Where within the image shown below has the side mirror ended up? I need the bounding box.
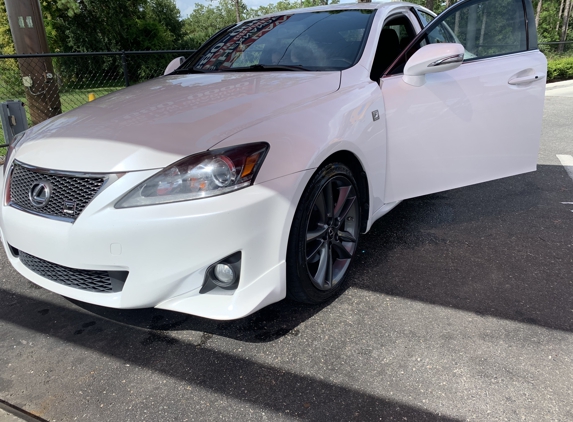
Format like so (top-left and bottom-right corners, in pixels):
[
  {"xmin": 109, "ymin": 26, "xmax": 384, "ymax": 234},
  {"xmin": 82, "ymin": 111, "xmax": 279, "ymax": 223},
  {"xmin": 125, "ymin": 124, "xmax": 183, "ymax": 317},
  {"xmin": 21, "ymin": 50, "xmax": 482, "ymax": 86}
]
[
  {"xmin": 402, "ymin": 43, "xmax": 465, "ymax": 87},
  {"xmin": 164, "ymin": 56, "xmax": 185, "ymax": 75}
]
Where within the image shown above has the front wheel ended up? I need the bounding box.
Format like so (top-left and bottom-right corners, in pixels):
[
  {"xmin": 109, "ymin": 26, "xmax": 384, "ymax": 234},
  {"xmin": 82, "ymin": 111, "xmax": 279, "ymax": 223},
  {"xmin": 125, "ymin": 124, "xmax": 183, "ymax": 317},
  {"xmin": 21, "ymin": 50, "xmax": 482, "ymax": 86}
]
[{"xmin": 287, "ymin": 163, "xmax": 361, "ymax": 304}]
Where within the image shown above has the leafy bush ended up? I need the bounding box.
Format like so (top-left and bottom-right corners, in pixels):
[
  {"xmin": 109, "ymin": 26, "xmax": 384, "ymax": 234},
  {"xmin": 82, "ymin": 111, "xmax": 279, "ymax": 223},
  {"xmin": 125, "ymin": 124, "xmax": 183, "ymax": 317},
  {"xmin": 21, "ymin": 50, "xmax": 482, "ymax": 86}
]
[{"xmin": 547, "ymin": 56, "xmax": 573, "ymax": 82}]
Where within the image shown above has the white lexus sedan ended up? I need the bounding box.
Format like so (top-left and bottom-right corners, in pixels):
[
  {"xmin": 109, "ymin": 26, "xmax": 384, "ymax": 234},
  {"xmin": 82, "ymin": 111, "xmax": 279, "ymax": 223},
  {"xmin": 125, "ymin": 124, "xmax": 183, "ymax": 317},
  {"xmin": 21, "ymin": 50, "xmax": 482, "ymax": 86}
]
[{"xmin": 0, "ymin": 0, "xmax": 545, "ymax": 320}]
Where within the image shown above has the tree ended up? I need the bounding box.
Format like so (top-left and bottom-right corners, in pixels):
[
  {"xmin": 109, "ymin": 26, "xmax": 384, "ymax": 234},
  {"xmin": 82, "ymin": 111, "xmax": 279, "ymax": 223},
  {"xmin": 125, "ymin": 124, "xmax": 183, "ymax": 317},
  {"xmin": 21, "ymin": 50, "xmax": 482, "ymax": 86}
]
[
  {"xmin": 0, "ymin": 1, "xmax": 15, "ymax": 55},
  {"xmin": 0, "ymin": 1, "xmax": 21, "ymax": 101},
  {"xmin": 536, "ymin": 0, "xmax": 543, "ymax": 28},
  {"xmin": 181, "ymin": 0, "xmax": 241, "ymax": 49},
  {"xmin": 38, "ymin": 0, "xmax": 186, "ymax": 82},
  {"xmin": 42, "ymin": 0, "xmax": 173, "ymax": 52},
  {"xmin": 557, "ymin": 0, "xmax": 565, "ymax": 32},
  {"xmin": 559, "ymin": 0, "xmax": 572, "ymax": 51},
  {"xmin": 146, "ymin": 0, "xmax": 184, "ymax": 46}
]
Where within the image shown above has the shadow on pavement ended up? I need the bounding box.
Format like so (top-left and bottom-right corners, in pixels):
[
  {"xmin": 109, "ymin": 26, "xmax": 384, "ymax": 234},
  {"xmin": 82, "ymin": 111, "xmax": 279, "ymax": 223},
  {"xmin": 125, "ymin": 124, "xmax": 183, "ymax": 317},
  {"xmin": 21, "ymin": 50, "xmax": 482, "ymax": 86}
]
[
  {"xmin": 349, "ymin": 164, "xmax": 573, "ymax": 333},
  {"xmin": 67, "ymin": 295, "xmax": 332, "ymax": 343},
  {"xmin": 0, "ymin": 288, "xmax": 459, "ymax": 422}
]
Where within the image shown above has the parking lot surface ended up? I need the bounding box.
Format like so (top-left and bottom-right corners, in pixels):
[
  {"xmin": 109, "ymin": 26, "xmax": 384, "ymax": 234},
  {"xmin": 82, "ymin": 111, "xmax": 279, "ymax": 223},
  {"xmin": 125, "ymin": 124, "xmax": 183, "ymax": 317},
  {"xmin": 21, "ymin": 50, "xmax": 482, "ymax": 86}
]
[{"xmin": 0, "ymin": 90, "xmax": 572, "ymax": 421}]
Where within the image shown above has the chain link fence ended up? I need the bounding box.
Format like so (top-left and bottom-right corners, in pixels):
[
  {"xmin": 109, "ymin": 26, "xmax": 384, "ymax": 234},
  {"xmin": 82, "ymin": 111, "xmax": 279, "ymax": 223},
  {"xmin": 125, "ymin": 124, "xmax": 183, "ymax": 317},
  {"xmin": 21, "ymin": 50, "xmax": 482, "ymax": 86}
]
[
  {"xmin": 0, "ymin": 50, "xmax": 196, "ymax": 148},
  {"xmin": 539, "ymin": 40, "xmax": 573, "ymax": 57}
]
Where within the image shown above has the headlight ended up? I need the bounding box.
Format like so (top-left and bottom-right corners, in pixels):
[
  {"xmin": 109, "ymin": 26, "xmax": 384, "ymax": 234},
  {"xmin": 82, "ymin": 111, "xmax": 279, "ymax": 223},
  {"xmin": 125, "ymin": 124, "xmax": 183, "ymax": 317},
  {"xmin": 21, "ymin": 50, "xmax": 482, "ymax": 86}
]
[
  {"xmin": 3, "ymin": 132, "xmax": 26, "ymax": 175},
  {"xmin": 115, "ymin": 143, "xmax": 269, "ymax": 208}
]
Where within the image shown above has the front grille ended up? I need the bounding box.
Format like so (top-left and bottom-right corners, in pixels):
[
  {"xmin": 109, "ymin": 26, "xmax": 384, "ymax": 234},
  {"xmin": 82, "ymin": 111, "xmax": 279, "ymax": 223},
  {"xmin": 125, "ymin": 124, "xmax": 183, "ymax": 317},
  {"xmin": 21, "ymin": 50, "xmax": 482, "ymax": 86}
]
[
  {"xmin": 9, "ymin": 162, "xmax": 106, "ymax": 221},
  {"xmin": 19, "ymin": 250, "xmax": 127, "ymax": 293}
]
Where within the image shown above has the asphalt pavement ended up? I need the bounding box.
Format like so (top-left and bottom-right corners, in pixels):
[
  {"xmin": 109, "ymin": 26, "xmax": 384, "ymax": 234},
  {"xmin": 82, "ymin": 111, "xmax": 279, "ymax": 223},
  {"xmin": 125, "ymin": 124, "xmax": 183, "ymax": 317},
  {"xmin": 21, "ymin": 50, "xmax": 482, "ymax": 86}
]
[{"xmin": 0, "ymin": 84, "xmax": 572, "ymax": 421}]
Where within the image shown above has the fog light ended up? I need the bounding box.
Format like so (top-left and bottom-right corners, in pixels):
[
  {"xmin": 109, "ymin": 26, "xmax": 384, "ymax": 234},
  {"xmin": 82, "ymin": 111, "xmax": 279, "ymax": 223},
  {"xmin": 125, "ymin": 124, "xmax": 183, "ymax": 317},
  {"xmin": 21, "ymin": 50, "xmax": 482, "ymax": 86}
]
[
  {"xmin": 213, "ymin": 263, "xmax": 236, "ymax": 287},
  {"xmin": 201, "ymin": 251, "xmax": 241, "ymax": 294}
]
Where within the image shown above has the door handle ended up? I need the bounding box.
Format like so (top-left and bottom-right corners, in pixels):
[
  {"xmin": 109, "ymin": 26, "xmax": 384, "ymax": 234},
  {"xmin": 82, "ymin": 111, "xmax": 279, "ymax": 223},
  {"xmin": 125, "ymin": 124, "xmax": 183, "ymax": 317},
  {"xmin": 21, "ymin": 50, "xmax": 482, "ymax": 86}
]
[{"xmin": 508, "ymin": 74, "xmax": 545, "ymax": 85}]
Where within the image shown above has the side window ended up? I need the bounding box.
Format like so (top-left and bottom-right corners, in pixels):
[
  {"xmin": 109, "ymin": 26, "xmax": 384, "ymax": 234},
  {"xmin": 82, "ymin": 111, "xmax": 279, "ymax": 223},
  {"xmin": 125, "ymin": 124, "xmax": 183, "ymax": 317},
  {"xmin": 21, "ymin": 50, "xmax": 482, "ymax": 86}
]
[
  {"xmin": 424, "ymin": 22, "xmax": 457, "ymax": 45},
  {"xmin": 416, "ymin": 10, "xmax": 435, "ymax": 27},
  {"xmin": 388, "ymin": 0, "xmax": 527, "ymax": 75},
  {"xmin": 371, "ymin": 14, "xmax": 416, "ymax": 81}
]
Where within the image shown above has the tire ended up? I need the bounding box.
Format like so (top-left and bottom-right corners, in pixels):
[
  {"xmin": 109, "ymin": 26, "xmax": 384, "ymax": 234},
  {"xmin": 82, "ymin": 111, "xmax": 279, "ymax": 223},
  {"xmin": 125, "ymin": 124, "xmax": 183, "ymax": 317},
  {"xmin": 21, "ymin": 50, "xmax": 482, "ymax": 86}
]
[{"xmin": 287, "ymin": 162, "xmax": 361, "ymax": 304}]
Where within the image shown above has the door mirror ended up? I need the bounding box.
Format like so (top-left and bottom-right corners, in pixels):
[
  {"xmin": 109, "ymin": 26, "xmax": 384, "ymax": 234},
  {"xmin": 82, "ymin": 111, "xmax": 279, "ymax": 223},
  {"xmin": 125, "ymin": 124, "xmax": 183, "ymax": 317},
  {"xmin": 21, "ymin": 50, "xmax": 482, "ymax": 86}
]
[
  {"xmin": 402, "ymin": 43, "xmax": 464, "ymax": 87},
  {"xmin": 164, "ymin": 56, "xmax": 185, "ymax": 75}
]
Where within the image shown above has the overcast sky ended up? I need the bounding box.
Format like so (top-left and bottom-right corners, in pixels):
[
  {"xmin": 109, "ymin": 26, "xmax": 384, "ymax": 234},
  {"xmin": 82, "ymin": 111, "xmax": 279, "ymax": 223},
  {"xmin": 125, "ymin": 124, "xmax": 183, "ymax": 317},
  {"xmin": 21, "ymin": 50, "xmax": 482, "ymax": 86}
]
[{"xmin": 175, "ymin": 0, "xmax": 357, "ymax": 18}]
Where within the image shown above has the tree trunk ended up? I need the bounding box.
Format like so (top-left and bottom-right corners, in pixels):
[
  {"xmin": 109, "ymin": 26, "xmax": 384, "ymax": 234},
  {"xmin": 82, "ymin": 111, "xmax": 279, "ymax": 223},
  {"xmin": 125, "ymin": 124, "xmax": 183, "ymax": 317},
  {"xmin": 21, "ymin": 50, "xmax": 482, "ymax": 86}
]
[
  {"xmin": 557, "ymin": 0, "xmax": 565, "ymax": 33},
  {"xmin": 479, "ymin": 7, "xmax": 487, "ymax": 54},
  {"xmin": 535, "ymin": 0, "xmax": 542, "ymax": 28},
  {"xmin": 559, "ymin": 0, "xmax": 572, "ymax": 53},
  {"xmin": 425, "ymin": 0, "xmax": 434, "ymax": 11},
  {"xmin": 234, "ymin": 0, "xmax": 241, "ymax": 23},
  {"xmin": 445, "ymin": 0, "xmax": 453, "ymax": 8}
]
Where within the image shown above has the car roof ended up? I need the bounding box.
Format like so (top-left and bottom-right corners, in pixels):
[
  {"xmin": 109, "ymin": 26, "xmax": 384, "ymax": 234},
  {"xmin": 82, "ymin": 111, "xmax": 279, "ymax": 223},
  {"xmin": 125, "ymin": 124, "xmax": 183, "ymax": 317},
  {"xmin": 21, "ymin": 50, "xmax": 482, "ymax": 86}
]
[{"xmin": 242, "ymin": 1, "xmax": 419, "ymax": 21}]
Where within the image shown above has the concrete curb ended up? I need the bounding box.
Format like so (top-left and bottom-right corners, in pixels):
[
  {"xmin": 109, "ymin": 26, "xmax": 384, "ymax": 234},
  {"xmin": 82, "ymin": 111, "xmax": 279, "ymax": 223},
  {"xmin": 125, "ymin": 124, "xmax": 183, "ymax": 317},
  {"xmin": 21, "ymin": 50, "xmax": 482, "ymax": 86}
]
[
  {"xmin": 546, "ymin": 79, "xmax": 573, "ymax": 89},
  {"xmin": 545, "ymin": 79, "xmax": 573, "ymax": 97}
]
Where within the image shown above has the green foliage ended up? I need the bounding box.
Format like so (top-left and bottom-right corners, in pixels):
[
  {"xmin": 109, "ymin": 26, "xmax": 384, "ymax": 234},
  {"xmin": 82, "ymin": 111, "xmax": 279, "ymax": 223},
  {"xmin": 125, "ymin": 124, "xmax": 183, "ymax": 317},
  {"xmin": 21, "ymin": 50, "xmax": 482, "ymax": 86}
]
[
  {"xmin": 181, "ymin": 0, "xmax": 242, "ymax": 50},
  {"xmin": 0, "ymin": 3, "xmax": 21, "ymax": 101},
  {"xmin": 35, "ymin": 0, "xmax": 184, "ymax": 83},
  {"xmin": 0, "ymin": 1, "xmax": 15, "ymax": 55},
  {"xmin": 547, "ymin": 56, "xmax": 573, "ymax": 81},
  {"xmin": 147, "ymin": 0, "xmax": 184, "ymax": 44},
  {"xmin": 40, "ymin": 0, "xmax": 179, "ymax": 53}
]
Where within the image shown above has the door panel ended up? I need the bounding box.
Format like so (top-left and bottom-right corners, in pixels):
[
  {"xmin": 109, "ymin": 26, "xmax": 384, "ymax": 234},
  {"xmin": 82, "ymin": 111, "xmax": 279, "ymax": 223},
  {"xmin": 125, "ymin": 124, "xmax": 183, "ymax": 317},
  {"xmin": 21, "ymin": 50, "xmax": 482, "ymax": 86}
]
[
  {"xmin": 381, "ymin": 0, "xmax": 545, "ymax": 203},
  {"xmin": 382, "ymin": 51, "xmax": 546, "ymax": 203}
]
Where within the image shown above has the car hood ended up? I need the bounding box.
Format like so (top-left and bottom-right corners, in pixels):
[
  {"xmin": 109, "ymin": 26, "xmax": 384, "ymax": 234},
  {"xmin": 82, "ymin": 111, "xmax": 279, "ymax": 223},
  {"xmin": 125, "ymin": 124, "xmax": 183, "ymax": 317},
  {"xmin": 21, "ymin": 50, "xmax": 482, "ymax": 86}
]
[{"xmin": 15, "ymin": 71, "xmax": 341, "ymax": 172}]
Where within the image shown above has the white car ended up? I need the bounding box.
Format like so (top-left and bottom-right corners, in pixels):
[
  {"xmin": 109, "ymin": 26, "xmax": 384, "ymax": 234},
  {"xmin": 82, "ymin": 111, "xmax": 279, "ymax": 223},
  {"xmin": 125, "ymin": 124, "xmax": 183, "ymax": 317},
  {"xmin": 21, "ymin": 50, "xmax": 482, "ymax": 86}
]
[{"xmin": 0, "ymin": 0, "xmax": 545, "ymax": 320}]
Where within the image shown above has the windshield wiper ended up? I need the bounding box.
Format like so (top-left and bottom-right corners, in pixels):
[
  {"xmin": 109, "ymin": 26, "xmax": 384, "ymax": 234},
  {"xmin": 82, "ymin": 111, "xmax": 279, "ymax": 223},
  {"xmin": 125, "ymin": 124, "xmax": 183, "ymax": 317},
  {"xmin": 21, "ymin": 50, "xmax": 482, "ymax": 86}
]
[{"xmin": 224, "ymin": 64, "xmax": 310, "ymax": 72}]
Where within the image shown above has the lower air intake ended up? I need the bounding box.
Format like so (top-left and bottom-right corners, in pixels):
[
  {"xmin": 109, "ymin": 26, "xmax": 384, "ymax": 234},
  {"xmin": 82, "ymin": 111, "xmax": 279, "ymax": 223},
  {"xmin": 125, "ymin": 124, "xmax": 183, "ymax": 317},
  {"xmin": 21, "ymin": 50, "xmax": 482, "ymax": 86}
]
[{"xmin": 19, "ymin": 250, "xmax": 127, "ymax": 293}]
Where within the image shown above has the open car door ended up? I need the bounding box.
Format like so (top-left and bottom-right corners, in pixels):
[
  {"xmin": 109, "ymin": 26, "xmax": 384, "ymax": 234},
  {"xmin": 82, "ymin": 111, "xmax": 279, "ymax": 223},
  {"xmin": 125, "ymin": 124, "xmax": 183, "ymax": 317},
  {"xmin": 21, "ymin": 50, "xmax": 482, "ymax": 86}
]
[{"xmin": 381, "ymin": 0, "xmax": 546, "ymax": 203}]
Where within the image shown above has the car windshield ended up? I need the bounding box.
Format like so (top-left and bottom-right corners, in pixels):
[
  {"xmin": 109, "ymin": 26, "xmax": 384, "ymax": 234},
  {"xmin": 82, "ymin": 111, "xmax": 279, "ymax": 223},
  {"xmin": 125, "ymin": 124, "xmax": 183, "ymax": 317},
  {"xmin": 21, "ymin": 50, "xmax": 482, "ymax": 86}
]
[{"xmin": 181, "ymin": 10, "xmax": 375, "ymax": 72}]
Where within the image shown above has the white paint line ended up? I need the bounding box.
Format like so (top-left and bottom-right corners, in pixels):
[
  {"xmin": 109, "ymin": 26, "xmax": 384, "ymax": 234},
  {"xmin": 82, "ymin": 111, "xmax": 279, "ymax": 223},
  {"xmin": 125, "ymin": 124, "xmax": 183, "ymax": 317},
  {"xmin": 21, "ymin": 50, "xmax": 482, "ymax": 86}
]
[
  {"xmin": 562, "ymin": 202, "xmax": 573, "ymax": 205},
  {"xmin": 556, "ymin": 155, "xmax": 573, "ymax": 182}
]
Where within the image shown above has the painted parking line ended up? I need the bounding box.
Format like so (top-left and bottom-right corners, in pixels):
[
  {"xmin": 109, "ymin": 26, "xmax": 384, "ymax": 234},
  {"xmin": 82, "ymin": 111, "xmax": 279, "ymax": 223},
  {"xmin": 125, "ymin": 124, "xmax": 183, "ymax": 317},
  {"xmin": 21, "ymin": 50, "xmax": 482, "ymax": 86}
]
[
  {"xmin": 557, "ymin": 154, "xmax": 573, "ymax": 181},
  {"xmin": 557, "ymin": 155, "xmax": 573, "ymax": 212}
]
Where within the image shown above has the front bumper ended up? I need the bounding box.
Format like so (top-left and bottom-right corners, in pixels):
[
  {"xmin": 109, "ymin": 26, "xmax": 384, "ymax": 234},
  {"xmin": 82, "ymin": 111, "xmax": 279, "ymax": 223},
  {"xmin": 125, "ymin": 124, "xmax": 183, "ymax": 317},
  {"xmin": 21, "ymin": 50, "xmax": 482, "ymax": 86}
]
[{"xmin": 0, "ymin": 168, "xmax": 309, "ymax": 320}]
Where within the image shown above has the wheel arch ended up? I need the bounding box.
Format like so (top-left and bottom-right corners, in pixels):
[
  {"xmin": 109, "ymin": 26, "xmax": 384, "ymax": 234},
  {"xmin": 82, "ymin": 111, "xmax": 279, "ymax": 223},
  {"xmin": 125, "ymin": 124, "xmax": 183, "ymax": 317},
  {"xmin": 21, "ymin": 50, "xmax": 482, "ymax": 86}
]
[{"xmin": 320, "ymin": 150, "xmax": 370, "ymax": 234}]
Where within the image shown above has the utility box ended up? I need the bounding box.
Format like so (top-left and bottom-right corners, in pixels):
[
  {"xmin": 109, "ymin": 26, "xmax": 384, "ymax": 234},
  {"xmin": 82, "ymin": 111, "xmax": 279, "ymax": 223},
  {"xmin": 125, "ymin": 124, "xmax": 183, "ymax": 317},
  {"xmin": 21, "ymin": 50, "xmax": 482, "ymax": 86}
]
[{"xmin": 1, "ymin": 100, "xmax": 28, "ymax": 145}]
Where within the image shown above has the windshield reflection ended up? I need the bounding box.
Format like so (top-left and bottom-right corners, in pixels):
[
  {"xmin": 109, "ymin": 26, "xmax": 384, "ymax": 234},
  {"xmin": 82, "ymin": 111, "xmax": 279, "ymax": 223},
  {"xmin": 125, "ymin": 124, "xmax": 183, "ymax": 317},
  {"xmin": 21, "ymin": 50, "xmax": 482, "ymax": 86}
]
[{"xmin": 185, "ymin": 10, "xmax": 375, "ymax": 72}]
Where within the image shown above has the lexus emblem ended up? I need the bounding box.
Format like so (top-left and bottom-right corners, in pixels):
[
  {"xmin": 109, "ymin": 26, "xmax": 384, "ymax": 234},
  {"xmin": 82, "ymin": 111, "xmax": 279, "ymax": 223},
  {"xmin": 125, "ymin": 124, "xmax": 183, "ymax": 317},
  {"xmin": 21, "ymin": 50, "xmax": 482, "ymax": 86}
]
[{"xmin": 29, "ymin": 181, "xmax": 52, "ymax": 208}]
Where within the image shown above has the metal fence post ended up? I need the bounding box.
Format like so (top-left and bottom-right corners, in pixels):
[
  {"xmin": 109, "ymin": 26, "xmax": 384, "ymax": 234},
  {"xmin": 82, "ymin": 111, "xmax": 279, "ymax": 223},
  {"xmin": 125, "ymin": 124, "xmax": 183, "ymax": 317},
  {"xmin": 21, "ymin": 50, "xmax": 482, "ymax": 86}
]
[
  {"xmin": 0, "ymin": 100, "xmax": 28, "ymax": 146},
  {"xmin": 122, "ymin": 51, "xmax": 130, "ymax": 87}
]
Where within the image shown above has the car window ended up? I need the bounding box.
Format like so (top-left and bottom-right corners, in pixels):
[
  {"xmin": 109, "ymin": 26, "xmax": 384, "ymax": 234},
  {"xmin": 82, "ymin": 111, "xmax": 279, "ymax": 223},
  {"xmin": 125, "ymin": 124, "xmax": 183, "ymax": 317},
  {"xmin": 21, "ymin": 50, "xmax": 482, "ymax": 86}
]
[
  {"xmin": 435, "ymin": 0, "xmax": 527, "ymax": 58},
  {"xmin": 371, "ymin": 14, "xmax": 416, "ymax": 80},
  {"xmin": 416, "ymin": 10, "xmax": 435, "ymax": 27},
  {"xmin": 183, "ymin": 10, "xmax": 375, "ymax": 72},
  {"xmin": 387, "ymin": 0, "xmax": 527, "ymax": 76}
]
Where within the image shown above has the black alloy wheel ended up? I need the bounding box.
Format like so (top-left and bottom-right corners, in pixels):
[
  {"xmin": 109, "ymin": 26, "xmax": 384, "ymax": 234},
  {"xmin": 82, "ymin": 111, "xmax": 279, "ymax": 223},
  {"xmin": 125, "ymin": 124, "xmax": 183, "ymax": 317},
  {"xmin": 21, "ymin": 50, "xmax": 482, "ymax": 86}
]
[{"xmin": 287, "ymin": 163, "xmax": 361, "ymax": 304}]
